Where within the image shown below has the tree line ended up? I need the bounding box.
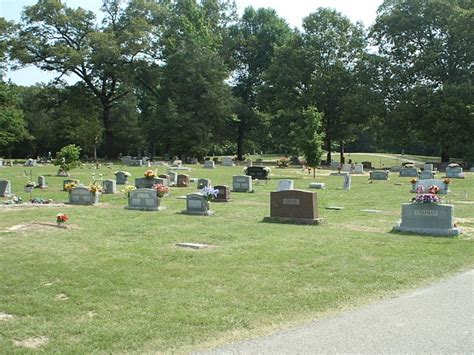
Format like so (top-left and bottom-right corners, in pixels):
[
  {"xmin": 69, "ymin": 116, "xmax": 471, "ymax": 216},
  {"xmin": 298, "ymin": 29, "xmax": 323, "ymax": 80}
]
[{"xmin": 0, "ymin": 0, "xmax": 472, "ymax": 163}]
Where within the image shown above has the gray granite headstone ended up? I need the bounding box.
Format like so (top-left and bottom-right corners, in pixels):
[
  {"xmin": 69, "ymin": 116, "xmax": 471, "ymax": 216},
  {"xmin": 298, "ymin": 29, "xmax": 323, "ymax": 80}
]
[
  {"xmin": 125, "ymin": 188, "xmax": 160, "ymax": 211},
  {"xmin": 135, "ymin": 177, "xmax": 161, "ymax": 189},
  {"xmin": 419, "ymin": 171, "xmax": 435, "ymax": 180},
  {"xmin": 69, "ymin": 186, "xmax": 99, "ymax": 205},
  {"xmin": 424, "ymin": 164, "xmax": 434, "ymax": 172},
  {"xmin": 309, "ymin": 182, "xmax": 325, "ymax": 189},
  {"xmin": 183, "ymin": 193, "xmax": 214, "ymax": 215},
  {"xmin": 232, "ymin": 175, "xmax": 252, "ymax": 192},
  {"xmin": 37, "ymin": 176, "xmax": 47, "ymax": 188},
  {"xmin": 353, "ymin": 164, "xmax": 364, "ymax": 174},
  {"xmin": 399, "ymin": 167, "xmax": 419, "ymax": 177},
  {"xmin": 0, "ymin": 180, "xmax": 11, "ymax": 196},
  {"xmin": 203, "ymin": 160, "xmax": 216, "ymax": 169},
  {"xmin": 343, "ymin": 173, "xmax": 351, "ymax": 190},
  {"xmin": 115, "ymin": 171, "xmax": 129, "ymax": 185},
  {"xmin": 103, "ymin": 179, "xmax": 116, "ymax": 194},
  {"xmin": 222, "ymin": 157, "xmax": 235, "ymax": 166},
  {"xmin": 369, "ymin": 171, "xmax": 389, "ymax": 180},
  {"xmin": 246, "ymin": 159, "xmax": 253, "ymax": 167},
  {"xmin": 197, "ymin": 178, "xmax": 211, "ymax": 189},
  {"xmin": 393, "ymin": 203, "xmax": 461, "ymax": 236},
  {"xmin": 168, "ymin": 172, "xmax": 178, "ymax": 186},
  {"xmin": 277, "ymin": 180, "xmax": 294, "ymax": 191},
  {"xmin": 446, "ymin": 166, "xmax": 464, "ymax": 179}
]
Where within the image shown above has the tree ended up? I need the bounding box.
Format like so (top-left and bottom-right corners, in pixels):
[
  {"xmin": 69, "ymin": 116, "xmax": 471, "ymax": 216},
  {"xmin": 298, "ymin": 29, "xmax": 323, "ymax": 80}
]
[
  {"xmin": 54, "ymin": 144, "xmax": 81, "ymax": 174},
  {"xmin": 298, "ymin": 107, "xmax": 324, "ymax": 179},
  {"xmin": 229, "ymin": 7, "xmax": 291, "ymax": 160},
  {"xmin": 10, "ymin": 0, "xmax": 162, "ymax": 157},
  {"xmin": 0, "ymin": 81, "xmax": 29, "ymax": 157},
  {"xmin": 371, "ymin": 0, "xmax": 473, "ymax": 161},
  {"xmin": 149, "ymin": 0, "xmax": 236, "ymax": 159}
]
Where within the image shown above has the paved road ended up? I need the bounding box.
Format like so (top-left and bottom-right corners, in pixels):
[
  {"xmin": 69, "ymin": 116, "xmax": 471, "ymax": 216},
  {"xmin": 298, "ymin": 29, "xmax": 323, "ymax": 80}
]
[{"xmin": 201, "ymin": 270, "xmax": 474, "ymax": 354}]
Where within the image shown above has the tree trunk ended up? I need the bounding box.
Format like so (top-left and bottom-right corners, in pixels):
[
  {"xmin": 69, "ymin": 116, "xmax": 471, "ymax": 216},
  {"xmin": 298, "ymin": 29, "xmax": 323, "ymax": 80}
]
[
  {"xmin": 441, "ymin": 148, "xmax": 450, "ymax": 163},
  {"xmin": 102, "ymin": 105, "xmax": 114, "ymax": 159},
  {"xmin": 237, "ymin": 121, "xmax": 244, "ymax": 161},
  {"xmin": 340, "ymin": 140, "xmax": 345, "ymax": 164},
  {"xmin": 326, "ymin": 138, "xmax": 332, "ymax": 164}
]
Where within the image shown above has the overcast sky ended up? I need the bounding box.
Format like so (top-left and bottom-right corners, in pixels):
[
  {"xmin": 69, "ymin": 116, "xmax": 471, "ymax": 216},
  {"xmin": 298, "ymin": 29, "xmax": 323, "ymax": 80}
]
[{"xmin": 2, "ymin": 0, "xmax": 383, "ymax": 86}]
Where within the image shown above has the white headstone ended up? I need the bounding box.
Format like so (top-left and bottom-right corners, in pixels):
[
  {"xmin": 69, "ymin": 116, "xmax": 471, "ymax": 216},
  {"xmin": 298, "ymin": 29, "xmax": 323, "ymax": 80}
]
[{"xmin": 277, "ymin": 180, "xmax": 294, "ymax": 191}]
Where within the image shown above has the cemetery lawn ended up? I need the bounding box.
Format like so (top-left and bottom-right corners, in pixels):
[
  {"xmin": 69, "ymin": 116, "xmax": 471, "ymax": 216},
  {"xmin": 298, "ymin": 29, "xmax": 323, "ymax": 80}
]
[{"xmin": 1, "ymin": 163, "xmax": 473, "ymax": 353}]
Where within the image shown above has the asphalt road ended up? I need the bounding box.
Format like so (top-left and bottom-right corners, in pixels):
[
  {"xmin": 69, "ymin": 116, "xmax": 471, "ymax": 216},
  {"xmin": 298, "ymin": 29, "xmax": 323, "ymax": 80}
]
[{"xmin": 200, "ymin": 269, "xmax": 474, "ymax": 354}]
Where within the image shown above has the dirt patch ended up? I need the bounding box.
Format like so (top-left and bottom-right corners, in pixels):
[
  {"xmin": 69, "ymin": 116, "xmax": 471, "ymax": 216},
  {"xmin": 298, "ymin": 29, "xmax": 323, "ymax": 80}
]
[
  {"xmin": 4, "ymin": 222, "xmax": 77, "ymax": 233},
  {"xmin": 0, "ymin": 312, "xmax": 14, "ymax": 321},
  {"xmin": 55, "ymin": 293, "xmax": 69, "ymax": 301},
  {"xmin": 0, "ymin": 203, "xmax": 66, "ymax": 211},
  {"xmin": 13, "ymin": 336, "xmax": 49, "ymax": 349}
]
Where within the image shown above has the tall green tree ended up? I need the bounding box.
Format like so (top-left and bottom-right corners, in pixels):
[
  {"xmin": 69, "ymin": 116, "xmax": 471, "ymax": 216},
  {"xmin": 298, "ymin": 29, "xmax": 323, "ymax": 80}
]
[
  {"xmin": 229, "ymin": 7, "xmax": 291, "ymax": 160},
  {"xmin": 0, "ymin": 81, "xmax": 29, "ymax": 157},
  {"xmin": 150, "ymin": 0, "xmax": 236, "ymax": 158},
  {"xmin": 10, "ymin": 0, "xmax": 162, "ymax": 157},
  {"xmin": 371, "ymin": 0, "xmax": 473, "ymax": 161}
]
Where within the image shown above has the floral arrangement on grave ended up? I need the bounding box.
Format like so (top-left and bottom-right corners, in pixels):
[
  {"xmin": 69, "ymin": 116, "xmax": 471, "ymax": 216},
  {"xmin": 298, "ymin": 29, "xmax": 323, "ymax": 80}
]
[
  {"xmin": 201, "ymin": 186, "xmax": 219, "ymax": 202},
  {"xmin": 410, "ymin": 178, "xmax": 418, "ymax": 189},
  {"xmin": 276, "ymin": 157, "xmax": 289, "ymax": 168},
  {"xmin": 121, "ymin": 185, "xmax": 136, "ymax": 197},
  {"xmin": 448, "ymin": 163, "xmax": 459, "ymax": 168},
  {"xmin": 56, "ymin": 213, "xmax": 68, "ymax": 226},
  {"xmin": 53, "ymin": 144, "xmax": 81, "ymax": 176},
  {"xmin": 411, "ymin": 185, "xmax": 442, "ymax": 204},
  {"xmin": 115, "ymin": 171, "xmax": 131, "ymax": 177},
  {"xmin": 88, "ymin": 182, "xmax": 103, "ymax": 195},
  {"xmin": 443, "ymin": 178, "xmax": 451, "ymax": 185},
  {"xmin": 144, "ymin": 169, "xmax": 157, "ymax": 179},
  {"xmin": 25, "ymin": 181, "xmax": 36, "ymax": 188},
  {"xmin": 152, "ymin": 183, "xmax": 169, "ymax": 198},
  {"xmin": 64, "ymin": 182, "xmax": 77, "ymax": 192}
]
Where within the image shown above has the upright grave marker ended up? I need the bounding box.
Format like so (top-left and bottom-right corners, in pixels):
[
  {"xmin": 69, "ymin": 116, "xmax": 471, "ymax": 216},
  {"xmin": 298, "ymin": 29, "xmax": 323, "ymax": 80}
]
[
  {"xmin": 263, "ymin": 190, "xmax": 324, "ymax": 225},
  {"xmin": 69, "ymin": 186, "xmax": 99, "ymax": 205},
  {"xmin": 0, "ymin": 180, "xmax": 11, "ymax": 197},
  {"xmin": 214, "ymin": 185, "xmax": 230, "ymax": 202},
  {"xmin": 125, "ymin": 188, "xmax": 161, "ymax": 211},
  {"xmin": 232, "ymin": 175, "xmax": 253, "ymax": 192},
  {"xmin": 182, "ymin": 193, "xmax": 214, "ymax": 215}
]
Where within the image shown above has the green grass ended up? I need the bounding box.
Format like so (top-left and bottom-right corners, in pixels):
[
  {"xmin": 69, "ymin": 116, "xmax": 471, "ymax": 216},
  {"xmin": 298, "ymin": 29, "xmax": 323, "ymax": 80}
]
[{"xmin": 0, "ymin": 162, "xmax": 473, "ymax": 353}]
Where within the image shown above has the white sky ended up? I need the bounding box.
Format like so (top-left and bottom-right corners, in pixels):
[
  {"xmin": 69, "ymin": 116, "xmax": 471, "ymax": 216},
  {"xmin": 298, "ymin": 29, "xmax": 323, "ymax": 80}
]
[{"xmin": 1, "ymin": 0, "xmax": 383, "ymax": 86}]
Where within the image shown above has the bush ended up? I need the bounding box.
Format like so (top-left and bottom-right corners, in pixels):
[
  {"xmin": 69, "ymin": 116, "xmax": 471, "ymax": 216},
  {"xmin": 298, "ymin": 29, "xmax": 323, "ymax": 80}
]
[{"xmin": 54, "ymin": 144, "xmax": 82, "ymax": 173}]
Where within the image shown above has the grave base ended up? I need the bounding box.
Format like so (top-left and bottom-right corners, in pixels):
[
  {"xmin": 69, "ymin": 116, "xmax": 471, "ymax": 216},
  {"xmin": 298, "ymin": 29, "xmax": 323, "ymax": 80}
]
[
  {"xmin": 181, "ymin": 210, "xmax": 215, "ymax": 216},
  {"xmin": 392, "ymin": 223, "xmax": 461, "ymax": 237},
  {"xmin": 262, "ymin": 216, "xmax": 324, "ymax": 225},
  {"xmin": 231, "ymin": 190, "xmax": 254, "ymax": 193},
  {"xmin": 124, "ymin": 206, "xmax": 165, "ymax": 211},
  {"xmin": 212, "ymin": 199, "xmax": 231, "ymax": 203}
]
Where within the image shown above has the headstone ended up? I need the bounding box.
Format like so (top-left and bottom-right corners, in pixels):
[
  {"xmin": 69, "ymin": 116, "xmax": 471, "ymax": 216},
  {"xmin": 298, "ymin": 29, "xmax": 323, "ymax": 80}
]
[
  {"xmin": 263, "ymin": 190, "xmax": 324, "ymax": 225},
  {"xmin": 245, "ymin": 166, "xmax": 270, "ymax": 180},
  {"xmin": 135, "ymin": 177, "xmax": 162, "ymax": 189},
  {"xmin": 390, "ymin": 166, "xmax": 402, "ymax": 172},
  {"xmin": 470, "ymin": 167, "xmax": 474, "ymax": 172},
  {"xmin": 246, "ymin": 159, "xmax": 253, "ymax": 167},
  {"xmin": 341, "ymin": 164, "xmax": 351, "ymax": 173},
  {"xmin": 177, "ymin": 174, "xmax": 190, "ymax": 187},
  {"xmin": 168, "ymin": 172, "xmax": 178, "ymax": 186},
  {"xmin": 369, "ymin": 171, "xmax": 389, "ymax": 180},
  {"xmin": 171, "ymin": 160, "xmax": 182, "ymax": 167},
  {"xmin": 309, "ymin": 183, "xmax": 325, "ymax": 189},
  {"xmin": 125, "ymin": 188, "xmax": 161, "ymax": 211},
  {"xmin": 255, "ymin": 158, "xmax": 263, "ymax": 165},
  {"xmin": 24, "ymin": 159, "xmax": 37, "ymax": 167},
  {"xmin": 115, "ymin": 171, "xmax": 129, "ymax": 185},
  {"xmin": 203, "ymin": 160, "xmax": 216, "ymax": 169},
  {"xmin": 232, "ymin": 175, "xmax": 253, "ymax": 192},
  {"xmin": 0, "ymin": 180, "xmax": 11, "ymax": 197},
  {"xmin": 362, "ymin": 161, "xmax": 372, "ymax": 169},
  {"xmin": 0, "ymin": 159, "xmax": 3, "ymax": 167},
  {"xmin": 182, "ymin": 193, "xmax": 214, "ymax": 215},
  {"xmin": 121, "ymin": 156, "xmax": 132, "ymax": 165},
  {"xmin": 446, "ymin": 166, "xmax": 464, "ymax": 179},
  {"xmin": 37, "ymin": 176, "xmax": 47, "ymax": 188},
  {"xmin": 214, "ymin": 185, "xmax": 230, "ymax": 202},
  {"xmin": 222, "ymin": 157, "xmax": 235, "ymax": 167},
  {"xmin": 353, "ymin": 164, "xmax": 364, "ymax": 174},
  {"xmin": 424, "ymin": 164, "xmax": 434, "ymax": 172},
  {"xmin": 399, "ymin": 167, "xmax": 419, "ymax": 177},
  {"xmin": 419, "ymin": 170, "xmax": 435, "ymax": 180},
  {"xmin": 69, "ymin": 186, "xmax": 99, "ymax": 205},
  {"xmin": 330, "ymin": 161, "xmax": 341, "ymax": 169},
  {"xmin": 393, "ymin": 203, "xmax": 461, "ymax": 236},
  {"xmin": 277, "ymin": 180, "xmax": 294, "ymax": 191},
  {"xmin": 343, "ymin": 173, "xmax": 351, "ymax": 190},
  {"xmin": 413, "ymin": 179, "xmax": 449, "ymax": 194},
  {"xmin": 103, "ymin": 179, "xmax": 116, "ymax": 194},
  {"xmin": 197, "ymin": 178, "xmax": 211, "ymax": 189}
]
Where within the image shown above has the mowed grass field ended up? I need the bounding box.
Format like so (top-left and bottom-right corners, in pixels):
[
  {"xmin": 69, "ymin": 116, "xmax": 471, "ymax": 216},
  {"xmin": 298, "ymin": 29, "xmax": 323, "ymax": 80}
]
[{"xmin": 1, "ymin": 161, "xmax": 473, "ymax": 353}]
